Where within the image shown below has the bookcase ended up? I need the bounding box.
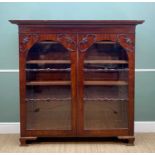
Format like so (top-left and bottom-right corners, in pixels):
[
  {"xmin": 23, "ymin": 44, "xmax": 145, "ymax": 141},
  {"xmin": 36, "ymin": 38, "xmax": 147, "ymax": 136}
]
[{"xmin": 10, "ymin": 20, "xmax": 144, "ymax": 145}]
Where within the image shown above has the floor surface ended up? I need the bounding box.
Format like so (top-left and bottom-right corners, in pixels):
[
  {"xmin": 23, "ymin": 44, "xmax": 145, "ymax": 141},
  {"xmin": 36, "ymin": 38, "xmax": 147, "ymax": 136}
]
[{"xmin": 0, "ymin": 133, "xmax": 155, "ymax": 153}]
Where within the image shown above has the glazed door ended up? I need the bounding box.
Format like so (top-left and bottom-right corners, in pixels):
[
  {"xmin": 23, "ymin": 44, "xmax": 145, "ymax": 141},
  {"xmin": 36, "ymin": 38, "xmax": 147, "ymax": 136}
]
[
  {"xmin": 77, "ymin": 34, "xmax": 133, "ymax": 136},
  {"xmin": 20, "ymin": 34, "xmax": 77, "ymax": 136}
]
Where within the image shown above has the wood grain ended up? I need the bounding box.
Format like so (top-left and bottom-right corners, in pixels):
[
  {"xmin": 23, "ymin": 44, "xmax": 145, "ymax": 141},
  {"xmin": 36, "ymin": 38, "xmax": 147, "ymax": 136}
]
[{"xmin": 9, "ymin": 20, "xmax": 144, "ymax": 145}]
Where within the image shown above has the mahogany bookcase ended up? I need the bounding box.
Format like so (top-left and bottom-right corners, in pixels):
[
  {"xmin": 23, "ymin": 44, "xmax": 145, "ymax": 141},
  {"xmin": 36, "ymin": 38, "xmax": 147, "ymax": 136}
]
[{"xmin": 10, "ymin": 20, "xmax": 144, "ymax": 145}]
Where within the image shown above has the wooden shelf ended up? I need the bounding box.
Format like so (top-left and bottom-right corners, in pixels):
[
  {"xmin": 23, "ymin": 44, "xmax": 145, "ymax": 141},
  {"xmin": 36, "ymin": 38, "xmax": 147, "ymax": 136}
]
[
  {"xmin": 95, "ymin": 41, "xmax": 116, "ymax": 44},
  {"xmin": 84, "ymin": 68, "xmax": 129, "ymax": 72},
  {"xmin": 84, "ymin": 60, "xmax": 128, "ymax": 64},
  {"xmin": 26, "ymin": 60, "xmax": 128, "ymax": 65},
  {"xmin": 26, "ymin": 81, "xmax": 71, "ymax": 86},
  {"xmin": 26, "ymin": 80, "xmax": 128, "ymax": 86},
  {"xmin": 26, "ymin": 60, "xmax": 71, "ymax": 64},
  {"xmin": 39, "ymin": 41, "xmax": 58, "ymax": 44},
  {"xmin": 84, "ymin": 81, "xmax": 128, "ymax": 86},
  {"xmin": 26, "ymin": 68, "xmax": 71, "ymax": 72}
]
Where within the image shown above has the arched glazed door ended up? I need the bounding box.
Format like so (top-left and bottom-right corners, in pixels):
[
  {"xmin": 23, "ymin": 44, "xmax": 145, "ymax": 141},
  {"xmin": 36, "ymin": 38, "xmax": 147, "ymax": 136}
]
[
  {"xmin": 21, "ymin": 35, "xmax": 77, "ymax": 136},
  {"xmin": 77, "ymin": 34, "xmax": 133, "ymax": 136}
]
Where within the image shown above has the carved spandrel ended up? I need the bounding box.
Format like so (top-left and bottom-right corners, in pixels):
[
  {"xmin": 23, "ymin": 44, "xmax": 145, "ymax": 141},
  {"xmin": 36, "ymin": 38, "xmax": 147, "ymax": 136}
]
[
  {"xmin": 19, "ymin": 35, "xmax": 30, "ymax": 54},
  {"xmin": 78, "ymin": 34, "xmax": 97, "ymax": 52},
  {"xmin": 57, "ymin": 34, "xmax": 76, "ymax": 52},
  {"xmin": 19, "ymin": 33, "xmax": 134, "ymax": 54},
  {"xmin": 19, "ymin": 34, "xmax": 41, "ymax": 55},
  {"xmin": 78, "ymin": 33, "xmax": 134, "ymax": 53},
  {"xmin": 19, "ymin": 33, "xmax": 77, "ymax": 54},
  {"xmin": 117, "ymin": 34, "xmax": 134, "ymax": 52}
]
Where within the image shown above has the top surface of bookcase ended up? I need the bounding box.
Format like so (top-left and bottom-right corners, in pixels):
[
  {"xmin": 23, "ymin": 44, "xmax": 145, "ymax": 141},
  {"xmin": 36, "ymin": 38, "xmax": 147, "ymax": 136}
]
[{"xmin": 9, "ymin": 20, "xmax": 144, "ymax": 26}]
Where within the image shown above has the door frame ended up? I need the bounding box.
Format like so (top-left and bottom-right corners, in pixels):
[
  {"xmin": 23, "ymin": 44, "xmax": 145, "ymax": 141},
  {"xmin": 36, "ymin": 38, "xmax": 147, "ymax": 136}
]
[
  {"xmin": 19, "ymin": 33, "xmax": 78, "ymax": 137},
  {"xmin": 76, "ymin": 33, "xmax": 135, "ymax": 137}
]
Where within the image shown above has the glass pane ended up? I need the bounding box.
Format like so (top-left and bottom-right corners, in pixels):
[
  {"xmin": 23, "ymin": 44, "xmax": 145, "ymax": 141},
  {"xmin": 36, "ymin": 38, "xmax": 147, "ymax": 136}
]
[
  {"xmin": 26, "ymin": 41, "xmax": 71, "ymax": 130},
  {"xmin": 26, "ymin": 86, "xmax": 71, "ymax": 130},
  {"xmin": 84, "ymin": 42, "xmax": 128, "ymax": 130}
]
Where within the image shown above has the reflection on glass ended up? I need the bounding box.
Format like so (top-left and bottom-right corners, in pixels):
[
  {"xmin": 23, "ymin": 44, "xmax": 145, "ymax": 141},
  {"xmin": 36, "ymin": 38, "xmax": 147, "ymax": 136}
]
[
  {"xmin": 84, "ymin": 42, "xmax": 128, "ymax": 130},
  {"xmin": 25, "ymin": 41, "xmax": 71, "ymax": 130},
  {"xmin": 26, "ymin": 86, "xmax": 71, "ymax": 130}
]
